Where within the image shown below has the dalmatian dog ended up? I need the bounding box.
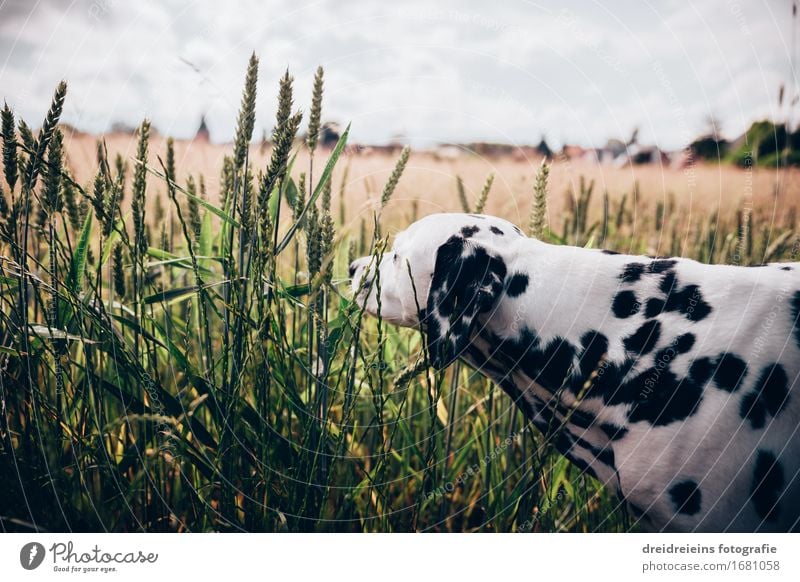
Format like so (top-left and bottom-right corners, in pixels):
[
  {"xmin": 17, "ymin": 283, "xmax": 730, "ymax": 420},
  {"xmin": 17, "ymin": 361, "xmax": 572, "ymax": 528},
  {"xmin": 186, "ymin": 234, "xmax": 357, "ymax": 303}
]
[{"xmin": 349, "ymin": 212, "xmax": 800, "ymax": 532}]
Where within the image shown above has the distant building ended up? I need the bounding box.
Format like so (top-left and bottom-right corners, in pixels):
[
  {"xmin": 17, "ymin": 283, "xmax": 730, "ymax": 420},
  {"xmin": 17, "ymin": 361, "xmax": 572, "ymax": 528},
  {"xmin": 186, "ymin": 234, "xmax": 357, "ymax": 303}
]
[
  {"xmin": 109, "ymin": 121, "xmax": 138, "ymax": 135},
  {"xmin": 434, "ymin": 144, "xmax": 462, "ymax": 160},
  {"xmin": 464, "ymin": 142, "xmax": 517, "ymax": 157},
  {"xmin": 561, "ymin": 144, "xmax": 590, "ymax": 160},
  {"xmin": 319, "ymin": 122, "xmax": 341, "ymax": 149},
  {"xmin": 559, "ymin": 139, "xmax": 673, "ymax": 166},
  {"xmin": 195, "ymin": 115, "xmax": 210, "ymax": 142},
  {"xmin": 535, "ymin": 136, "xmax": 552, "ymax": 159},
  {"xmin": 628, "ymin": 145, "xmax": 670, "ymax": 165}
]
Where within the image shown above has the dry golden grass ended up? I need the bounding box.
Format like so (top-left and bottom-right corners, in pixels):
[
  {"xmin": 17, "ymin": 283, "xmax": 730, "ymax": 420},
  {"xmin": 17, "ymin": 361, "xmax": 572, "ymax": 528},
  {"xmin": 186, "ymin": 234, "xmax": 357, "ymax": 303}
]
[{"xmin": 62, "ymin": 129, "xmax": 800, "ymax": 246}]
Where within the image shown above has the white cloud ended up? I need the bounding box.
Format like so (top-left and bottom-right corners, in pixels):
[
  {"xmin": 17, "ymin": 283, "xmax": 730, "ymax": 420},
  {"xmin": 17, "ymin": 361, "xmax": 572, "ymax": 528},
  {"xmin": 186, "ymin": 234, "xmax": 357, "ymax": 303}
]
[{"xmin": 0, "ymin": 0, "xmax": 794, "ymax": 150}]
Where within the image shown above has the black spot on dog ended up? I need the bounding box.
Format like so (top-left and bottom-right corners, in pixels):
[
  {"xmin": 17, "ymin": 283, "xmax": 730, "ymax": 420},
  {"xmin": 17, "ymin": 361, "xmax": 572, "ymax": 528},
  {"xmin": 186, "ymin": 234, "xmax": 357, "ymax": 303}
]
[
  {"xmin": 426, "ymin": 313, "xmax": 442, "ymax": 342},
  {"xmin": 739, "ymin": 364, "xmax": 789, "ymax": 429},
  {"xmin": 627, "ymin": 368, "xmax": 704, "ymax": 426},
  {"xmin": 433, "ymin": 285, "xmax": 454, "ymax": 317},
  {"xmin": 645, "ymin": 298, "xmax": 665, "ymax": 318},
  {"xmin": 578, "ymin": 330, "xmax": 608, "ymax": 378},
  {"xmin": 489, "ymin": 225, "xmax": 505, "ymax": 236},
  {"xmin": 674, "ymin": 333, "xmax": 696, "ymax": 353},
  {"xmin": 651, "ymin": 333, "xmax": 696, "ymax": 373},
  {"xmin": 740, "ymin": 392, "xmax": 767, "ymax": 429},
  {"xmin": 553, "ymin": 428, "xmax": 614, "ymax": 476},
  {"xmin": 791, "ymin": 291, "xmax": 800, "ymax": 349},
  {"xmin": 740, "ymin": 363, "xmax": 789, "ymax": 429},
  {"xmin": 538, "ymin": 338, "xmax": 577, "ymax": 389},
  {"xmin": 602, "ymin": 249, "xmax": 621, "ymax": 255},
  {"xmin": 484, "ymin": 328, "xmax": 577, "ymax": 394},
  {"xmin": 657, "ymin": 272, "xmax": 712, "ymax": 322},
  {"xmin": 576, "ymin": 335, "xmax": 705, "ymax": 427},
  {"xmin": 620, "ymin": 262, "xmax": 646, "ymax": 282},
  {"xmin": 566, "ymin": 408, "xmax": 597, "ymax": 429},
  {"xmin": 689, "ymin": 357, "xmax": 713, "ymax": 385},
  {"xmin": 758, "ymin": 364, "xmax": 790, "ymax": 416},
  {"xmin": 606, "ymin": 333, "xmax": 704, "ymax": 426},
  {"xmin": 505, "ymin": 273, "xmax": 529, "ymax": 298},
  {"xmin": 649, "ymin": 259, "xmax": 678, "ymax": 274},
  {"xmin": 612, "ymin": 290, "xmax": 640, "ymax": 318},
  {"xmin": 751, "ymin": 450, "xmax": 784, "ymax": 522},
  {"xmin": 660, "ymin": 271, "xmax": 677, "ymax": 294},
  {"xmin": 582, "ymin": 355, "xmax": 637, "ymax": 402},
  {"xmin": 669, "ymin": 480, "xmax": 702, "ymax": 515},
  {"xmin": 573, "ymin": 432, "xmax": 616, "ymax": 468},
  {"xmin": 624, "ymin": 320, "xmax": 661, "ymax": 355},
  {"xmin": 780, "ymin": 265, "xmax": 793, "ymax": 271},
  {"xmin": 654, "ymin": 346, "xmax": 678, "ymax": 369},
  {"xmin": 687, "ymin": 292, "xmax": 712, "ymax": 321},
  {"xmin": 665, "ymin": 284, "xmax": 712, "ymax": 322},
  {"xmin": 599, "ymin": 423, "xmax": 628, "ymax": 441},
  {"xmin": 460, "ymin": 225, "xmax": 480, "ymax": 237},
  {"xmin": 483, "ymin": 321, "xmax": 705, "ymax": 430},
  {"xmin": 713, "ymin": 354, "xmax": 748, "ymax": 392}
]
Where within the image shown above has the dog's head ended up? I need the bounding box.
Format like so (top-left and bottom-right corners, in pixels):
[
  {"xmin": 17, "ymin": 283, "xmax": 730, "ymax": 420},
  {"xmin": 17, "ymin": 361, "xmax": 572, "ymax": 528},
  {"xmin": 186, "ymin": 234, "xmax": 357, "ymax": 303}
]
[{"xmin": 350, "ymin": 213, "xmax": 523, "ymax": 368}]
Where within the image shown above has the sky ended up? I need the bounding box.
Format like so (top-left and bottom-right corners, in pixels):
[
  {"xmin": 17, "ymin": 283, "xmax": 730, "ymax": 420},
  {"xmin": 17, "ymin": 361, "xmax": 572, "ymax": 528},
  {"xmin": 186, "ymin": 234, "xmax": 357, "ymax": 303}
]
[{"xmin": 0, "ymin": 0, "xmax": 797, "ymax": 150}]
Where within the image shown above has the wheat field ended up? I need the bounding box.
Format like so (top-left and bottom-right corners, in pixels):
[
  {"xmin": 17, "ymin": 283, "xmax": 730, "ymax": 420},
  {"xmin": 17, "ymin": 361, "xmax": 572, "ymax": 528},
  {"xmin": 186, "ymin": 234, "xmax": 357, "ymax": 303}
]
[
  {"xmin": 61, "ymin": 129, "xmax": 800, "ymax": 245},
  {"xmin": 1, "ymin": 58, "xmax": 797, "ymax": 533}
]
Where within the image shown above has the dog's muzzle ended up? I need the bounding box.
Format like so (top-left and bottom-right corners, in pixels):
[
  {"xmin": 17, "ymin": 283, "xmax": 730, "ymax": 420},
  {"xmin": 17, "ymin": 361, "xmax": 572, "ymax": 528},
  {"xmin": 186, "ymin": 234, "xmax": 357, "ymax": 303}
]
[{"xmin": 349, "ymin": 257, "xmax": 373, "ymax": 298}]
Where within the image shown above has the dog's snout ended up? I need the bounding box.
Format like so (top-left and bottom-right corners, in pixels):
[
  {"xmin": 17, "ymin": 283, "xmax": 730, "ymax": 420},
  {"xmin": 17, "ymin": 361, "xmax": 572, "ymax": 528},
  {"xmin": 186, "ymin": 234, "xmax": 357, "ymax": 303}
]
[
  {"xmin": 350, "ymin": 256, "xmax": 373, "ymax": 280},
  {"xmin": 349, "ymin": 257, "xmax": 369, "ymax": 280}
]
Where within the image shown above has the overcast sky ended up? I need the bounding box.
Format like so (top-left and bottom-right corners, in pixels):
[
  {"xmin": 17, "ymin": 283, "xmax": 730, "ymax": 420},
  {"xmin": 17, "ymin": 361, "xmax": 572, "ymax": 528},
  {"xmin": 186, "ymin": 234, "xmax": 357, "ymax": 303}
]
[{"xmin": 0, "ymin": 0, "xmax": 796, "ymax": 150}]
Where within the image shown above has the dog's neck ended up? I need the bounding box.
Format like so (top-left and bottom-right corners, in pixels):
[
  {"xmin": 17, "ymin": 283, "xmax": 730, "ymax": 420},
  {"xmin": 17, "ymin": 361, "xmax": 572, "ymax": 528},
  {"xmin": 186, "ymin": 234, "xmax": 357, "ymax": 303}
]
[
  {"xmin": 475, "ymin": 237, "xmax": 627, "ymax": 405},
  {"xmin": 463, "ymin": 239, "xmax": 639, "ymax": 494}
]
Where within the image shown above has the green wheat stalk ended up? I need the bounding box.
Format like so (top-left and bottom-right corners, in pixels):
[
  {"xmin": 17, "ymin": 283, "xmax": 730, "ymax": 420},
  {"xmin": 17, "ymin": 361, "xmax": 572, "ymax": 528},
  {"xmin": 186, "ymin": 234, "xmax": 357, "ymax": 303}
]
[
  {"xmin": 456, "ymin": 175, "xmax": 470, "ymax": 213},
  {"xmin": 474, "ymin": 172, "xmax": 495, "ymax": 214},
  {"xmin": 306, "ymin": 66, "xmax": 324, "ymax": 155},
  {"xmin": 528, "ymin": 159, "xmax": 550, "ymax": 238},
  {"xmin": 380, "ymin": 145, "xmax": 410, "ymax": 209}
]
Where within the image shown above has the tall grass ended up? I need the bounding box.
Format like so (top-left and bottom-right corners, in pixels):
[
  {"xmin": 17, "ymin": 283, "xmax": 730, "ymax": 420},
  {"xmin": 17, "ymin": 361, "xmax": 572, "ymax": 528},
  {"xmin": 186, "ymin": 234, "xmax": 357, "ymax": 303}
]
[{"xmin": 0, "ymin": 59, "xmax": 796, "ymax": 533}]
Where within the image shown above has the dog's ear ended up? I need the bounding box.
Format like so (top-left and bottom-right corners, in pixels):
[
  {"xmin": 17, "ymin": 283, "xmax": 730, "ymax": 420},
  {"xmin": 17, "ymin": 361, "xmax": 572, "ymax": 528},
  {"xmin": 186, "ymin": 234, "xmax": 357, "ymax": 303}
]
[{"xmin": 425, "ymin": 235, "xmax": 507, "ymax": 369}]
